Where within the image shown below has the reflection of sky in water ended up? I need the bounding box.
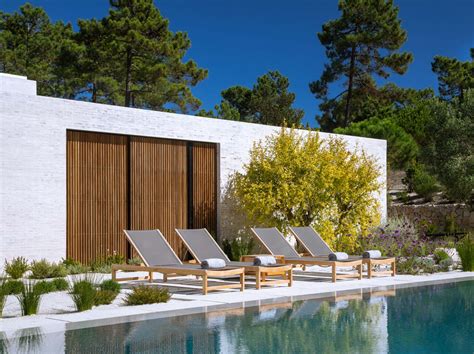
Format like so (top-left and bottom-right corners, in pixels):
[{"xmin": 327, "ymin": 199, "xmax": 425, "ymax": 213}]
[{"xmin": 1, "ymin": 281, "xmax": 472, "ymax": 354}]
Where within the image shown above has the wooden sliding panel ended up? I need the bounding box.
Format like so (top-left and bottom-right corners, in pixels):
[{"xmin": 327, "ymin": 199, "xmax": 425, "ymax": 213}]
[
  {"xmin": 67, "ymin": 131, "xmax": 128, "ymax": 264},
  {"xmin": 192, "ymin": 142, "xmax": 218, "ymax": 238},
  {"xmin": 130, "ymin": 137, "xmax": 188, "ymax": 258}
]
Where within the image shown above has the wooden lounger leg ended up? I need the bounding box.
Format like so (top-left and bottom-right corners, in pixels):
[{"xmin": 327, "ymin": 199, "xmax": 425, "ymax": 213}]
[
  {"xmin": 240, "ymin": 273, "xmax": 245, "ymax": 292},
  {"xmin": 332, "ymin": 264, "xmax": 337, "ymax": 283},
  {"xmin": 203, "ymin": 274, "xmax": 208, "ymax": 295},
  {"xmin": 149, "ymin": 271, "xmax": 153, "ymax": 283},
  {"xmin": 256, "ymin": 271, "xmax": 261, "ymax": 290},
  {"xmin": 112, "ymin": 268, "xmax": 117, "ymax": 281},
  {"xmin": 392, "ymin": 261, "xmax": 396, "ymax": 276},
  {"xmin": 367, "ymin": 261, "xmax": 372, "ymax": 279},
  {"xmin": 358, "ymin": 264, "xmax": 362, "ymax": 280},
  {"xmin": 288, "ymin": 270, "xmax": 293, "ymax": 287},
  {"xmin": 163, "ymin": 274, "xmax": 168, "ymax": 282}
]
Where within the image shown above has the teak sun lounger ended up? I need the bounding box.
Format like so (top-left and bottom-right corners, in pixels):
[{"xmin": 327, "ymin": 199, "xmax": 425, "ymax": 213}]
[
  {"xmin": 251, "ymin": 227, "xmax": 362, "ymax": 283},
  {"xmin": 111, "ymin": 230, "xmax": 245, "ymax": 295},
  {"xmin": 289, "ymin": 226, "xmax": 396, "ymax": 278},
  {"xmin": 175, "ymin": 228, "xmax": 293, "ymax": 290}
]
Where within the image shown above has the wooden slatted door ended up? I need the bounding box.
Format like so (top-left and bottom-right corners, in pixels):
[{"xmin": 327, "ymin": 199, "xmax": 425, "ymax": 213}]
[
  {"xmin": 67, "ymin": 131, "xmax": 128, "ymax": 264},
  {"xmin": 129, "ymin": 137, "xmax": 188, "ymax": 258},
  {"xmin": 67, "ymin": 131, "xmax": 218, "ymax": 262},
  {"xmin": 192, "ymin": 142, "xmax": 218, "ymax": 238}
]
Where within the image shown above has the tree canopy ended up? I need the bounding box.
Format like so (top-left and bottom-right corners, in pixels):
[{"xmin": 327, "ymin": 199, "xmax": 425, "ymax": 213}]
[
  {"xmin": 0, "ymin": 1, "xmax": 208, "ymax": 112},
  {"xmin": 198, "ymin": 71, "xmax": 304, "ymax": 126},
  {"xmin": 432, "ymin": 49, "xmax": 474, "ymax": 101},
  {"xmin": 309, "ymin": 0, "xmax": 413, "ymax": 131},
  {"xmin": 232, "ymin": 128, "xmax": 381, "ymax": 253}
]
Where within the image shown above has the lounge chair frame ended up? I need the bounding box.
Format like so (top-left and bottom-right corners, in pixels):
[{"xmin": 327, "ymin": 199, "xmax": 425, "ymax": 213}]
[
  {"xmin": 175, "ymin": 228, "xmax": 293, "ymax": 290},
  {"xmin": 112, "ymin": 230, "xmax": 245, "ymax": 295},
  {"xmin": 251, "ymin": 227, "xmax": 363, "ymax": 283},
  {"xmin": 289, "ymin": 226, "xmax": 396, "ymax": 279}
]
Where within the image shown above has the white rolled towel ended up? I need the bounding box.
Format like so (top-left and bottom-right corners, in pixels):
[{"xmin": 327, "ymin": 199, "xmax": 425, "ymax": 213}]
[
  {"xmin": 201, "ymin": 258, "xmax": 226, "ymax": 269},
  {"xmin": 363, "ymin": 250, "xmax": 382, "ymax": 259},
  {"xmin": 253, "ymin": 255, "xmax": 277, "ymax": 266},
  {"xmin": 328, "ymin": 252, "xmax": 349, "ymax": 261}
]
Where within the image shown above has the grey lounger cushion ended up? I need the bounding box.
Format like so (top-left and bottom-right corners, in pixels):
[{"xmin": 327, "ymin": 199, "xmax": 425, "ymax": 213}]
[
  {"xmin": 289, "ymin": 226, "xmax": 333, "ymax": 256},
  {"xmin": 251, "ymin": 228, "xmax": 300, "ymax": 258},
  {"xmin": 124, "ymin": 230, "xmax": 182, "ymax": 267}
]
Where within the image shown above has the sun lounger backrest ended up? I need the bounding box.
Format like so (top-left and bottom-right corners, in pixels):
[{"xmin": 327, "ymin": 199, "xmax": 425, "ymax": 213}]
[
  {"xmin": 124, "ymin": 230, "xmax": 182, "ymax": 267},
  {"xmin": 289, "ymin": 226, "xmax": 333, "ymax": 256},
  {"xmin": 175, "ymin": 228, "xmax": 230, "ymax": 263},
  {"xmin": 251, "ymin": 227, "xmax": 300, "ymax": 258}
]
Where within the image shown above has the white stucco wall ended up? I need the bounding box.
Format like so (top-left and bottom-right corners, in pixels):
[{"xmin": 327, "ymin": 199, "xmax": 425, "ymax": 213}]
[{"xmin": 0, "ymin": 74, "xmax": 386, "ymax": 264}]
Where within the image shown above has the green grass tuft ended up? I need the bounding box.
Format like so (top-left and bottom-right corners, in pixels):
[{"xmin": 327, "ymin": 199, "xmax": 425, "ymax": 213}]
[
  {"xmin": 456, "ymin": 234, "xmax": 474, "ymax": 271},
  {"xmin": 16, "ymin": 281, "xmax": 42, "ymax": 316},
  {"xmin": 4, "ymin": 257, "xmax": 29, "ymax": 279},
  {"xmin": 125, "ymin": 285, "xmax": 170, "ymax": 306}
]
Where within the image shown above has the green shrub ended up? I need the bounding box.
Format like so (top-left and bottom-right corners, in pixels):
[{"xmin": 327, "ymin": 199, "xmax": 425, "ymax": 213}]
[
  {"xmin": 69, "ymin": 277, "xmax": 97, "ymax": 312},
  {"xmin": 100, "ymin": 279, "xmax": 120, "ymax": 293},
  {"xmin": 30, "ymin": 259, "xmax": 67, "ymax": 279},
  {"xmin": 94, "ymin": 290, "xmax": 118, "ymax": 305},
  {"xmin": 404, "ymin": 164, "xmax": 439, "ymax": 201},
  {"xmin": 4, "ymin": 257, "xmax": 29, "ymax": 279},
  {"xmin": 66, "ymin": 263, "xmax": 89, "ymax": 275},
  {"xmin": 61, "ymin": 258, "xmax": 80, "ymax": 267},
  {"xmin": 16, "ymin": 281, "xmax": 42, "ymax": 316},
  {"xmin": 456, "ymin": 234, "xmax": 474, "ymax": 271},
  {"xmin": 52, "ymin": 278, "xmax": 69, "ymax": 291},
  {"xmin": 222, "ymin": 236, "xmax": 255, "ymax": 261},
  {"xmin": 397, "ymin": 257, "xmax": 437, "ymax": 275},
  {"xmin": 438, "ymin": 258, "xmax": 453, "ymax": 272},
  {"xmin": 49, "ymin": 263, "xmax": 68, "ymax": 278},
  {"xmin": 125, "ymin": 286, "xmax": 170, "ymax": 306},
  {"xmin": 90, "ymin": 262, "xmax": 112, "ymax": 274},
  {"xmin": 127, "ymin": 257, "xmax": 143, "ymax": 266},
  {"xmin": 3, "ymin": 280, "xmax": 25, "ymax": 295},
  {"xmin": 33, "ymin": 281, "xmax": 56, "ymax": 295},
  {"xmin": 433, "ymin": 249, "xmax": 450, "ymax": 264}
]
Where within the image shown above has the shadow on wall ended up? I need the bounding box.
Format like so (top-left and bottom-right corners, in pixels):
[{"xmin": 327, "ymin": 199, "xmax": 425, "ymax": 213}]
[{"xmin": 219, "ymin": 177, "xmax": 266, "ymax": 254}]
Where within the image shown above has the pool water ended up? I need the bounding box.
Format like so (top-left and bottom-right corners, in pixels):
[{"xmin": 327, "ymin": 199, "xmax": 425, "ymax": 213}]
[{"xmin": 2, "ymin": 280, "xmax": 473, "ymax": 353}]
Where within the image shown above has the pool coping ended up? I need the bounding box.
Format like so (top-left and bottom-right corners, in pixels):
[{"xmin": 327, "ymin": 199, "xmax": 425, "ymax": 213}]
[{"xmin": 1, "ymin": 271, "xmax": 473, "ymax": 338}]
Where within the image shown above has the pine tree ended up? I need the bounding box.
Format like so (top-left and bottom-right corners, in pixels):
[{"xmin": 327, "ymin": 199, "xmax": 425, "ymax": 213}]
[
  {"xmin": 310, "ymin": 0, "xmax": 413, "ymax": 131},
  {"xmin": 202, "ymin": 71, "xmax": 304, "ymax": 126},
  {"xmin": 0, "ymin": 3, "xmax": 74, "ymax": 97},
  {"xmin": 101, "ymin": 0, "xmax": 208, "ymax": 111},
  {"xmin": 432, "ymin": 49, "xmax": 474, "ymax": 101}
]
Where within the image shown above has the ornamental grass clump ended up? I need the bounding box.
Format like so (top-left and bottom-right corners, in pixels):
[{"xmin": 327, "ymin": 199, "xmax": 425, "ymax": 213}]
[
  {"xmin": 125, "ymin": 285, "xmax": 170, "ymax": 306},
  {"xmin": 3, "ymin": 280, "xmax": 25, "ymax": 295},
  {"xmin": 33, "ymin": 278, "xmax": 69, "ymax": 294},
  {"xmin": 456, "ymin": 234, "xmax": 474, "ymax": 271},
  {"xmin": 94, "ymin": 279, "xmax": 121, "ymax": 305},
  {"xmin": 69, "ymin": 276, "xmax": 98, "ymax": 312},
  {"xmin": 30, "ymin": 259, "xmax": 67, "ymax": 279},
  {"xmin": 4, "ymin": 257, "xmax": 29, "ymax": 279},
  {"xmin": 16, "ymin": 281, "xmax": 42, "ymax": 316}
]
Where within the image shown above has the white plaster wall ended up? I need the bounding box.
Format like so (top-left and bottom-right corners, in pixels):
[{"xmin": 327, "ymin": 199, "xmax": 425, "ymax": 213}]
[{"xmin": 0, "ymin": 74, "xmax": 386, "ymax": 264}]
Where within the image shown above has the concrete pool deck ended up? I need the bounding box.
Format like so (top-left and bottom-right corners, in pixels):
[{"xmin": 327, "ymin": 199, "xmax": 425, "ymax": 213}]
[{"xmin": 1, "ymin": 270, "xmax": 473, "ymax": 339}]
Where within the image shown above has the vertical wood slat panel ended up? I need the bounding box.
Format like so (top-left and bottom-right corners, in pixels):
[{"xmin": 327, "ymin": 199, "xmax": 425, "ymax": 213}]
[
  {"xmin": 67, "ymin": 131, "xmax": 128, "ymax": 264},
  {"xmin": 192, "ymin": 143, "xmax": 217, "ymax": 238},
  {"xmin": 129, "ymin": 137, "xmax": 188, "ymax": 258}
]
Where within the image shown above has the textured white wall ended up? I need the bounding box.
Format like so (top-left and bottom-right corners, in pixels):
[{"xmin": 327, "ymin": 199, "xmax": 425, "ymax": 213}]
[{"xmin": 0, "ymin": 74, "xmax": 386, "ymax": 264}]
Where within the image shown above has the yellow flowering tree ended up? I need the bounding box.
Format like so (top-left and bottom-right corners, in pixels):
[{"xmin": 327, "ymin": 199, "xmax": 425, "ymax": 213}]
[{"xmin": 232, "ymin": 127, "xmax": 382, "ymax": 253}]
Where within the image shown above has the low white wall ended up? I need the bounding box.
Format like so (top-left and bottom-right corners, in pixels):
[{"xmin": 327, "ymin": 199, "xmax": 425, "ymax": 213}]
[{"xmin": 0, "ymin": 74, "xmax": 387, "ymax": 265}]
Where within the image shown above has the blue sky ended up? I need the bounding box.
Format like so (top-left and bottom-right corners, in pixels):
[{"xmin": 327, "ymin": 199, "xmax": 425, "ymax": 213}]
[{"xmin": 2, "ymin": 0, "xmax": 473, "ymax": 126}]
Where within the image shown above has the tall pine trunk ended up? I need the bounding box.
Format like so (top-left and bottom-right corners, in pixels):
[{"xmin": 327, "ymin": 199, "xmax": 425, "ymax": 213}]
[
  {"xmin": 124, "ymin": 49, "xmax": 132, "ymax": 107},
  {"xmin": 344, "ymin": 44, "xmax": 356, "ymax": 127}
]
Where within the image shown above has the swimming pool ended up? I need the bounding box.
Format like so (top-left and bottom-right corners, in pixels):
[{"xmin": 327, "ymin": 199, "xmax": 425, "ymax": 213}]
[{"xmin": 2, "ymin": 280, "xmax": 473, "ymax": 353}]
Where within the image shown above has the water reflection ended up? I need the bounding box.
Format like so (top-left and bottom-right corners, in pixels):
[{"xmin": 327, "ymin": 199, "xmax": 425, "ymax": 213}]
[{"xmin": 2, "ymin": 282, "xmax": 473, "ymax": 353}]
